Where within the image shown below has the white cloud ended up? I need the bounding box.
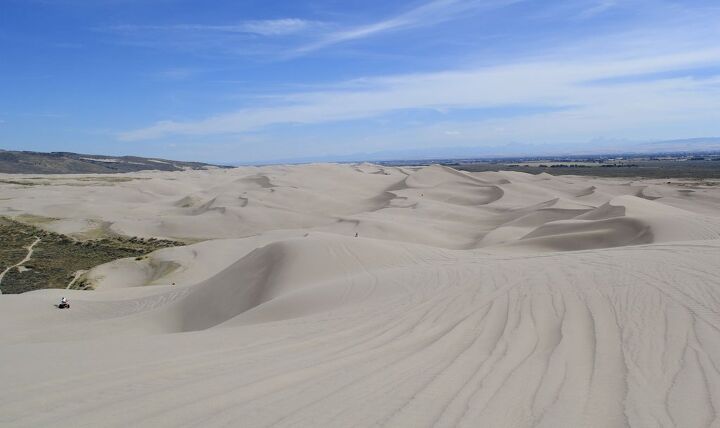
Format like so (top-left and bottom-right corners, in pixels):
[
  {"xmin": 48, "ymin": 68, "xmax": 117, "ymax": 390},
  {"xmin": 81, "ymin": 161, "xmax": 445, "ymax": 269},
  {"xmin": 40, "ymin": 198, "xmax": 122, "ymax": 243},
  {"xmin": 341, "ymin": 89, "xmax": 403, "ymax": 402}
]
[
  {"xmin": 577, "ymin": 0, "xmax": 619, "ymax": 19},
  {"xmin": 239, "ymin": 19, "xmax": 313, "ymax": 36},
  {"xmin": 152, "ymin": 67, "xmax": 201, "ymax": 80},
  {"xmin": 106, "ymin": 19, "xmax": 316, "ymax": 37},
  {"xmin": 295, "ymin": 0, "xmax": 523, "ymax": 54},
  {"xmin": 98, "ymin": 0, "xmax": 524, "ymax": 59},
  {"xmin": 118, "ymin": 46, "xmax": 720, "ymax": 142}
]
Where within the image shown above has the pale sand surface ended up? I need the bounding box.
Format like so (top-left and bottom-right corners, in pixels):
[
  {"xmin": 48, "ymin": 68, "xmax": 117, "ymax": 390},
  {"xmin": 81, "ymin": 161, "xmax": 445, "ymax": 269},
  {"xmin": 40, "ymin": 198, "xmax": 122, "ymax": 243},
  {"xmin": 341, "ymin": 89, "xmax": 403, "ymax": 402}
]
[{"xmin": 1, "ymin": 164, "xmax": 720, "ymax": 427}]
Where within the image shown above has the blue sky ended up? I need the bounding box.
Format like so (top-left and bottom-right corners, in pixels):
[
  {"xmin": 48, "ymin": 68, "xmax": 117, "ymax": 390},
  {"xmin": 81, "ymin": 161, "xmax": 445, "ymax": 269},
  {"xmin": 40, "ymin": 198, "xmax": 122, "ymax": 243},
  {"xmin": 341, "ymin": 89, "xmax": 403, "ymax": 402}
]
[{"xmin": 1, "ymin": 0, "xmax": 720, "ymax": 163}]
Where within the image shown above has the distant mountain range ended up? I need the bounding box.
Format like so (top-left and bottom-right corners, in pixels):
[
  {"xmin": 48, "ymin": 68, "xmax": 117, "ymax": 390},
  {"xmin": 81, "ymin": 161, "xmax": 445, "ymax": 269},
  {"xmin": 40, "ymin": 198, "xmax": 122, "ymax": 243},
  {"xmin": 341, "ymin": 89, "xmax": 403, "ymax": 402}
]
[
  {"xmin": 238, "ymin": 137, "xmax": 720, "ymax": 165},
  {"xmin": 0, "ymin": 151, "xmax": 228, "ymax": 174}
]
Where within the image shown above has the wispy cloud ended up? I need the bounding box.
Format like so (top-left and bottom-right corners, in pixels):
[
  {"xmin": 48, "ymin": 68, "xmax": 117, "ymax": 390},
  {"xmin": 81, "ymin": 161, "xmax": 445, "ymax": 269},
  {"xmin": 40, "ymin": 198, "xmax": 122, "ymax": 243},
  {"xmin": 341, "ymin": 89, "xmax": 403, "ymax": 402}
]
[
  {"xmin": 151, "ymin": 67, "xmax": 203, "ymax": 81},
  {"xmin": 577, "ymin": 0, "xmax": 618, "ymax": 19},
  {"xmin": 99, "ymin": 0, "xmax": 521, "ymax": 57},
  {"xmin": 118, "ymin": 45, "xmax": 720, "ymax": 141},
  {"xmin": 240, "ymin": 19, "xmax": 314, "ymax": 36},
  {"xmin": 106, "ymin": 18, "xmax": 317, "ymax": 37},
  {"xmin": 295, "ymin": 0, "xmax": 523, "ymax": 54},
  {"xmin": 107, "ymin": 0, "xmax": 720, "ymax": 150}
]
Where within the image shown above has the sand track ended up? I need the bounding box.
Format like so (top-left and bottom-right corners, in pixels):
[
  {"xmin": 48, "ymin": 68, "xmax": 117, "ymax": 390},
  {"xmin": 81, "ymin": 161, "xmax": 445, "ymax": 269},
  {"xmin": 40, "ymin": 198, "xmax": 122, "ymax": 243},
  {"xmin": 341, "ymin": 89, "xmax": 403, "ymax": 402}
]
[{"xmin": 1, "ymin": 164, "xmax": 720, "ymax": 427}]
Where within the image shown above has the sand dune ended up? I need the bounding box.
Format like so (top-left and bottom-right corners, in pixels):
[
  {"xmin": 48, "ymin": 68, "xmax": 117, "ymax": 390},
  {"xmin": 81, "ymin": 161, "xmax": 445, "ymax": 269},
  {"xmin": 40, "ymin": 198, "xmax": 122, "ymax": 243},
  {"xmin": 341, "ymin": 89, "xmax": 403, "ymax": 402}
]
[{"xmin": 1, "ymin": 164, "xmax": 720, "ymax": 427}]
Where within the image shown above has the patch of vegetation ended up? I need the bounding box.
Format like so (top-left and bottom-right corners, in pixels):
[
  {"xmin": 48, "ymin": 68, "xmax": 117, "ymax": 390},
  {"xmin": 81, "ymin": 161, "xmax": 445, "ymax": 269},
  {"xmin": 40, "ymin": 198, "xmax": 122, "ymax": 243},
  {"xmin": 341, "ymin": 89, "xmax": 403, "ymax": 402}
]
[
  {"xmin": 0, "ymin": 179, "xmax": 43, "ymax": 186},
  {"xmin": 0, "ymin": 217, "xmax": 183, "ymax": 294},
  {"xmin": 13, "ymin": 214, "xmax": 59, "ymax": 226},
  {"xmin": 0, "ymin": 218, "xmax": 37, "ymax": 274},
  {"xmin": 450, "ymin": 160, "xmax": 720, "ymax": 179},
  {"xmin": 75, "ymin": 176, "xmax": 149, "ymax": 183}
]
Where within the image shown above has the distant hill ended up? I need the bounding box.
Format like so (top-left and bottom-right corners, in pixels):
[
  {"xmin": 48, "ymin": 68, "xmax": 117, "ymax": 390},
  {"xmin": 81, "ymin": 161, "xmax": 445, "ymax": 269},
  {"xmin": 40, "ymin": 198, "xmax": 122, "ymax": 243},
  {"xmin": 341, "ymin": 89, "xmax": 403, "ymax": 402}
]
[{"xmin": 0, "ymin": 151, "xmax": 229, "ymax": 174}]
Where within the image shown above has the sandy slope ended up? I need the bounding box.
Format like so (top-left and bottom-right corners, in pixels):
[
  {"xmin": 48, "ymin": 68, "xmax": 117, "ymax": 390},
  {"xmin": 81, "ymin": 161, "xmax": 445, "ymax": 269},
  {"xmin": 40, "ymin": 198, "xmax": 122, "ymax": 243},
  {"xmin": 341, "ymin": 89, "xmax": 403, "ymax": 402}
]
[{"xmin": 1, "ymin": 164, "xmax": 720, "ymax": 427}]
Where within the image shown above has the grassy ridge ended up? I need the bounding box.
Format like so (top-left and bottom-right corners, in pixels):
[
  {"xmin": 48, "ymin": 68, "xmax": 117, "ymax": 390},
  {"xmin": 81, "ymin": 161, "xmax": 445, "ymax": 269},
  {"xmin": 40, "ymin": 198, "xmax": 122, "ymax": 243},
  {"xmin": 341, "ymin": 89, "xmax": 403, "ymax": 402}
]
[
  {"xmin": 0, "ymin": 150, "xmax": 227, "ymax": 174},
  {"xmin": 0, "ymin": 217, "xmax": 182, "ymax": 294}
]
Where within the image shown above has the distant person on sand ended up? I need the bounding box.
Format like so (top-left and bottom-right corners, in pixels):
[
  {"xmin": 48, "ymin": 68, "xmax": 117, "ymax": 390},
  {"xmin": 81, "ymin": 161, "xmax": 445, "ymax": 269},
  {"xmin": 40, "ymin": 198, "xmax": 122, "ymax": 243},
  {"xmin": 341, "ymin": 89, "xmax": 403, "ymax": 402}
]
[
  {"xmin": 58, "ymin": 297, "xmax": 69, "ymax": 309},
  {"xmin": 355, "ymin": 232, "xmax": 358, "ymax": 237}
]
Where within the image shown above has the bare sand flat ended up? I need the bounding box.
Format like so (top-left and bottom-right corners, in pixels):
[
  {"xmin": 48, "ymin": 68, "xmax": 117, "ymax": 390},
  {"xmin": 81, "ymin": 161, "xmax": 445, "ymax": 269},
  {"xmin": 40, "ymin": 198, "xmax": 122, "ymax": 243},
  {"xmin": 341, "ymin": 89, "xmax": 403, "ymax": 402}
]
[{"xmin": 1, "ymin": 164, "xmax": 720, "ymax": 427}]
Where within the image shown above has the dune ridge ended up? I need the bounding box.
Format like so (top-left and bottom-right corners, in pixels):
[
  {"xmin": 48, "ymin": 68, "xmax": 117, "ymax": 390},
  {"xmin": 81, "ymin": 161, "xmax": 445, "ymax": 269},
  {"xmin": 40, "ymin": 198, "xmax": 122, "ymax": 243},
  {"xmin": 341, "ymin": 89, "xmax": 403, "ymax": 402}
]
[{"xmin": 1, "ymin": 163, "xmax": 720, "ymax": 427}]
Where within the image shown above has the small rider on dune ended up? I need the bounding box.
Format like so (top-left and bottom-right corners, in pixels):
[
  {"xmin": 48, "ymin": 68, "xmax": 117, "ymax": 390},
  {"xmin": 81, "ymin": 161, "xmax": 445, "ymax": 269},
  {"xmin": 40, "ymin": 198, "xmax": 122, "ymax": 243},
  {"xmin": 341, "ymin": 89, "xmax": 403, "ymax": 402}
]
[{"xmin": 59, "ymin": 297, "xmax": 69, "ymax": 309}]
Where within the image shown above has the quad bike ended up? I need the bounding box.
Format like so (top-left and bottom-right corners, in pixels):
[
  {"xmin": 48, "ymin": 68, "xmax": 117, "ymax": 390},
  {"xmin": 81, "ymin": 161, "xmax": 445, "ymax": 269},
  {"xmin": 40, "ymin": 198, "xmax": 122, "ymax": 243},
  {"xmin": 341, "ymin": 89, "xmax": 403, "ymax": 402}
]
[{"xmin": 58, "ymin": 302, "xmax": 70, "ymax": 309}]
